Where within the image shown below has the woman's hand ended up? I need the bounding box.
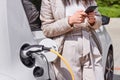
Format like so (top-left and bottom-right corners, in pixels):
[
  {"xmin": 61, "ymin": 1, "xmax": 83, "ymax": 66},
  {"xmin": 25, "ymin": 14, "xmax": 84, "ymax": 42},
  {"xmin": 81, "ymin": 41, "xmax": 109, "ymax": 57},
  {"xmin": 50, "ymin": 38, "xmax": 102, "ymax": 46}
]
[
  {"xmin": 87, "ymin": 12, "xmax": 96, "ymax": 26},
  {"xmin": 68, "ymin": 10, "xmax": 87, "ymax": 26}
]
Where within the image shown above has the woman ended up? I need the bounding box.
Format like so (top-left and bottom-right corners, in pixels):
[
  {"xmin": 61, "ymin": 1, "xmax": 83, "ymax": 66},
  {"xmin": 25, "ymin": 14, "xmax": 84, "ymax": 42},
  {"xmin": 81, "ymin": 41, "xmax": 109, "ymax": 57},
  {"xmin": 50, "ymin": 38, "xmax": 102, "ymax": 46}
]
[{"xmin": 40, "ymin": 0, "xmax": 104, "ymax": 80}]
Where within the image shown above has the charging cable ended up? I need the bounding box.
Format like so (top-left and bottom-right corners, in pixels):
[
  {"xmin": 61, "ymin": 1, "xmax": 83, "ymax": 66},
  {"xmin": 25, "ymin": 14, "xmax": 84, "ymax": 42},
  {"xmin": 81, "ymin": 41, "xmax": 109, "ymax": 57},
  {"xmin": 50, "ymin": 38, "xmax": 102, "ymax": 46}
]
[{"xmin": 50, "ymin": 49, "xmax": 75, "ymax": 80}]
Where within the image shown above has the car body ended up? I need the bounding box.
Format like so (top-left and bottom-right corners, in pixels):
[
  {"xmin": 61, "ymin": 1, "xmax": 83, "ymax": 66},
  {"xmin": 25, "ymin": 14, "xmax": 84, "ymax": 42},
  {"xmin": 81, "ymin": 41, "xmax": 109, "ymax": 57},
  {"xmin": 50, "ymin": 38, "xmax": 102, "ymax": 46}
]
[
  {"xmin": 95, "ymin": 21, "xmax": 114, "ymax": 80},
  {"xmin": 0, "ymin": 0, "xmax": 113, "ymax": 80}
]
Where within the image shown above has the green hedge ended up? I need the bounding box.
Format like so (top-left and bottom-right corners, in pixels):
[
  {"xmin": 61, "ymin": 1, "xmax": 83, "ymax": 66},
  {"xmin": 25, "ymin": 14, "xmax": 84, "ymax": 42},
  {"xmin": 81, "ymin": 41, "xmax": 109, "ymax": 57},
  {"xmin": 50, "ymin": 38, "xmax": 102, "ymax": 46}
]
[
  {"xmin": 98, "ymin": 7, "xmax": 120, "ymax": 18},
  {"xmin": 97, "ymin": 0, "xmax": 120, "ymax": 17},
  {"xmin": 97, "ymin": 0, "xmax": 120, "ymax": 7}
]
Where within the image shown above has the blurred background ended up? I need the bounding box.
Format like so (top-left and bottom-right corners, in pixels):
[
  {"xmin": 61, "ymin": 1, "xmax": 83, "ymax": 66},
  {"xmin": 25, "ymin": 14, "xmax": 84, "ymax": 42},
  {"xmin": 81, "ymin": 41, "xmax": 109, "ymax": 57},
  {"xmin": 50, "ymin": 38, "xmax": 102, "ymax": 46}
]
[{"xmin": 97, "ymin": 0, "xmax": 120, "ymax": 17}]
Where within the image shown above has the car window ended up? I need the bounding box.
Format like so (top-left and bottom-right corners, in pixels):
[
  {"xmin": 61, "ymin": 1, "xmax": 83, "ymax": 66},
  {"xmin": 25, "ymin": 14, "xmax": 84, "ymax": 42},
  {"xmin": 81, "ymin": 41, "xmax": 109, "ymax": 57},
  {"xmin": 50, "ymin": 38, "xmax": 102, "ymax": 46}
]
[{"xmin": 21, "ymin": 0, "xmax": 42, "ymax": 31}]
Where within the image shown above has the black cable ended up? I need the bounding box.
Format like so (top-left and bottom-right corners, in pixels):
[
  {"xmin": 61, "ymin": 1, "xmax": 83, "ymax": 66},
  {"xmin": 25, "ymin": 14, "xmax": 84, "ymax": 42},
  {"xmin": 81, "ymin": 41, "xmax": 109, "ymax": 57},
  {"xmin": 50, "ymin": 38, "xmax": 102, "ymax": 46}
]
[{"xmin": 36, "ymin": 53, "xmax": 51, "ymax": 80}]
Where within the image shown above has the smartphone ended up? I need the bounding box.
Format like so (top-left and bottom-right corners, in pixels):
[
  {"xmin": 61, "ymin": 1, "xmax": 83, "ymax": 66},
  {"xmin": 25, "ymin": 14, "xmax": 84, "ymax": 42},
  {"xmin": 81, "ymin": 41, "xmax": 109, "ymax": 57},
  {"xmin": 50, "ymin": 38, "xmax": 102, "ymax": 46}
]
[{"xmin": 85, "ymin": 6, "xmax": 98, "ymax": 14}]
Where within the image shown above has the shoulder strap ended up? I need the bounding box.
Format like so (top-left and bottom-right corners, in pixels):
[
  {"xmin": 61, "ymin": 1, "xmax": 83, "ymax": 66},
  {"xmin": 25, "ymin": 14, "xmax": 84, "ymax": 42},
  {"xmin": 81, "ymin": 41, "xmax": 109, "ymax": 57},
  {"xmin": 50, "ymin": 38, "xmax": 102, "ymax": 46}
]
[{"xmin": 90, "ymin": 29, "xmax": 102, "ymax": 54}]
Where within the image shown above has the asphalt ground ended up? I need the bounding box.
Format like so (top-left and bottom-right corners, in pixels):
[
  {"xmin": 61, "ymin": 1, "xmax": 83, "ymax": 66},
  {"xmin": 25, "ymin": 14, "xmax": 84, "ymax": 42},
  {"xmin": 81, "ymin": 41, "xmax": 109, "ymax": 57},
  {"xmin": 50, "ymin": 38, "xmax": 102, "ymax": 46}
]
[{"xmin": 105, "ymin": 18, "xmax": 120, "ymax": 80}]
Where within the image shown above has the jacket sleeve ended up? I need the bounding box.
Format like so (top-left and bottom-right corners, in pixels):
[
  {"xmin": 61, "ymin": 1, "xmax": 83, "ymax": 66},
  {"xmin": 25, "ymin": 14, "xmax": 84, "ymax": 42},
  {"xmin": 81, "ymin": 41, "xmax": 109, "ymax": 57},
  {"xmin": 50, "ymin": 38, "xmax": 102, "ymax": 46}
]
[
  {"xmin": 40, "ymin": 0, "xmax": 73, "ymax": 38},
  {"xmin": 86, "ymin": 1, "xmax": 102, "ymax": 30}
]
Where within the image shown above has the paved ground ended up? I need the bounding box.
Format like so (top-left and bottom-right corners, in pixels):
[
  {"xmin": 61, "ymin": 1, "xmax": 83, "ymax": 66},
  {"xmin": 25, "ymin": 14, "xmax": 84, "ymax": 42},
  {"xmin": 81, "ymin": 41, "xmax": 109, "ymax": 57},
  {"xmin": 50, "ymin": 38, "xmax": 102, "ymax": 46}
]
[{"xmin": 105, "ymin": 18, "xmax": 120, "ymax": 80}]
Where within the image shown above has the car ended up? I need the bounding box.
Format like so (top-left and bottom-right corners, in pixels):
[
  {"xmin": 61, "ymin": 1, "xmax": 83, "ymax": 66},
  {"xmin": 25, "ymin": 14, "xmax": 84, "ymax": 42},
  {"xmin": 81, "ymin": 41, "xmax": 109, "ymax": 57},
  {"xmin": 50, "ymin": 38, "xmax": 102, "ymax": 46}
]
[
  {"xmin": 94, "ymin": 15, "xmax": 114, "ymax": 80},
  {"xmin": 0, "ymin": 0, "xmax": 114, "ymax": 80}
]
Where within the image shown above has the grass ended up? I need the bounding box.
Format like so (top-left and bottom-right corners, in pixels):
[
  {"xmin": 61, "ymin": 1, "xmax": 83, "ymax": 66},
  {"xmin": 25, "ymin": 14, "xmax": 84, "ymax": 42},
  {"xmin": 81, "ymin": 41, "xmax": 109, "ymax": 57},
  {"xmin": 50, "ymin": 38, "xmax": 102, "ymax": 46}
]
[{"xmin": 98, "ymin": 7, "xmax": 120, "ymax": 18}]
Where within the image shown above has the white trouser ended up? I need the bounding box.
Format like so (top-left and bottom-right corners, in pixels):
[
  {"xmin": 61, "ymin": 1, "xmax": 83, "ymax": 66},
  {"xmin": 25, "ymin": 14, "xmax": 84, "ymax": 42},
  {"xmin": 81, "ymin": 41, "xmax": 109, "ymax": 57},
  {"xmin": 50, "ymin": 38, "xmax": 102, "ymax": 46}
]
[{"xmin": 53, "ymin": 33, "xmax": 104, "ymax": 80}]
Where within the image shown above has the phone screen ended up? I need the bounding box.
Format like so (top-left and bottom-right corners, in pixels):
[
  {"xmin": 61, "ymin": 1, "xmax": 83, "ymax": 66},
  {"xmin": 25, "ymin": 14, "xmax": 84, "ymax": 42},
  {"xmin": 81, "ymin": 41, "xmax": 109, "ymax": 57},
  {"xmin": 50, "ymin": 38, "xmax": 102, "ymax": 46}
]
[{"xmin": 85, "ymin": 6, "xmax": 97, "ymax": 13}]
